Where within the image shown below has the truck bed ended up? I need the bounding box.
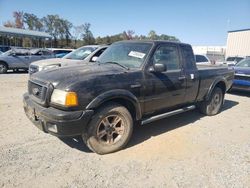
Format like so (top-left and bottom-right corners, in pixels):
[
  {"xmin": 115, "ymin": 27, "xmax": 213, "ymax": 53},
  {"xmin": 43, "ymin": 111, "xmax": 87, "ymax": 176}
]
[{"xmin": 196, "ymin": 65, "xmax": 234, "ymax": 101}]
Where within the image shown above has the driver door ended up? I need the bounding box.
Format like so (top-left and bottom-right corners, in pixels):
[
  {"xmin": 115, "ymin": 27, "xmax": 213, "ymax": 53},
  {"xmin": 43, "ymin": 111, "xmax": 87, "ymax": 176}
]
[{"xmin": 143, "ymin": 44, "xmax": 187, "ymax": 114}]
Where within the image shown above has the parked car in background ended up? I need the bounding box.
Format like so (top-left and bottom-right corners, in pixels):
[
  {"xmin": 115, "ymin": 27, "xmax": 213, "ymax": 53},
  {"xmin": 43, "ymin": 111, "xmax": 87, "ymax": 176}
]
[
  {"xmin": 0, "ymin": 45, "xmax": 11, "ymax": 53},
  {"xmin": 231, "ymin": 58, "xmax": 250, "ymax": 91},
  {"xmin": 224, "ymin": 56, "xmax": 244, "ymax": 66},
  {"xmin": 0, "ymin": 48, "xmax": 54, "ymax": 74},
  {"xmin": 195, "ymin": 54, "xmax": 212, "ymax": 65},
  {"xmin": 49, "ymin": 48, "xmax": 74, "ymax": 58},
  {"xmin": 29, "ymin": 45, "xmax": 108, "ymax": 74}
]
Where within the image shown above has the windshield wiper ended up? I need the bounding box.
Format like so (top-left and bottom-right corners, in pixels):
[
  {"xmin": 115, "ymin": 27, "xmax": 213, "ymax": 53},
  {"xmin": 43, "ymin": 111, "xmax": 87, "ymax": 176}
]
[{"xmin": 104, "ymin": 61, "xmax": 130, "ymax": 70}]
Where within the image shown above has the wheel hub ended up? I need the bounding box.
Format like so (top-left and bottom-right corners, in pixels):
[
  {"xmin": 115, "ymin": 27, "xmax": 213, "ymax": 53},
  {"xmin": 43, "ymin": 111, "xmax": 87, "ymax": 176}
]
[{"xmin": 97, "ymin": 115, "xmax": 125, "ymax": 144}]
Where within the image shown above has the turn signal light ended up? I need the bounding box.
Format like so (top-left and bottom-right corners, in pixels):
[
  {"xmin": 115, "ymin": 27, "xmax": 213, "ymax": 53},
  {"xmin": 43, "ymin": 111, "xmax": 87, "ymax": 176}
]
[{"xmin": 65, "ymin": 92, "xmax": 78, "ymax": 107}]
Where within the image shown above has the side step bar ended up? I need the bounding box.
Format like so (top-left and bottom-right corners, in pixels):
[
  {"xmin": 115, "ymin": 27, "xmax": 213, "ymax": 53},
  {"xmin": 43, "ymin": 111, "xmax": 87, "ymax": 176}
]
[{"xmin": 141, "ymin": 105, "xmax": 196, "ymax": 125}]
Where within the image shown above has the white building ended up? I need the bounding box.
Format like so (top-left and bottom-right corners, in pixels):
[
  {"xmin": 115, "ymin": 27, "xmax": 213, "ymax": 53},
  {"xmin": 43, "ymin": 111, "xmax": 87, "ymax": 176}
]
[{"xmin": 226, "ymin": 29, "xmax": 250, "ymax": 58}]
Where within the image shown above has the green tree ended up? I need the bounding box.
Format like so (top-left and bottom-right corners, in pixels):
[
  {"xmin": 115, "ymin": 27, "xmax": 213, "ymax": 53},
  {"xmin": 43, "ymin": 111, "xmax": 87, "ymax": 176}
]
[
  {"xmin": 72, "ymin": 25, "xmax": 85, "ymax": 47},
  {"xmin": 148, "ymin": 30, "xmax": 158, "ymax": 40},
  {"xmin": 81, "ymin": 23, "xmax": 95, "ymax": 45},
  {"xmin": 23, "ymin": 13, "xmax": 43, "ymax": 31},
  {"xmin": 42, "ymin": 14, "xmax": 72, "ymax": 47}
]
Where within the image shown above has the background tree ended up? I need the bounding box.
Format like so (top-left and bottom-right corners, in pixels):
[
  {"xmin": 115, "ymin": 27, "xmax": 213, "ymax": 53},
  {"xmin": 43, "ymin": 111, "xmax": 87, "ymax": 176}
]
[
  {"xmin": 148, "ymin": 30, "xmax": 158, "ymax": 40},
  {"xmin": 42, "ymin": 14, "xmax": 72, "ymax": 47},
  {"xmin": 23, "ymin": 13, "xmax": 43, "ymax": 31},
  {"xmin": 81, "ymin": 23, "xmax": 95, "ymax": 45},
  {"xmin": 13, "ymin": 11, "xmax": 24, "ymax": 28},
  {"xmin": 1, "ymin": 10, "xmax": 180, "ymax": 48},
  {"xmin": 123, "ymin": 30, "xmax": 135, "ymax": 40},
  {"xmin": 3, "ymin": 21, "xmax": 16, "ymax": 28},
  {"xmin": 72, "ymin": 25, "xmax": 85, "ymax": 47}
]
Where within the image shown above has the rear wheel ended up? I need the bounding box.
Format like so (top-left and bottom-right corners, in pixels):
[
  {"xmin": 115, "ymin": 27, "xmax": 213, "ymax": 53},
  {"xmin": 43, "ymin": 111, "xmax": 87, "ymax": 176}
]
[
  {"xmin": 199, "ymin": 87, "xmax": 224, "ymax": 116},
  {"xmin": 82, "ymin": 103, "xmax": 133, "ymax": 154},
  {"xmin": 0, "ymin": 63, "xmax": 7, "ymax": 74}
]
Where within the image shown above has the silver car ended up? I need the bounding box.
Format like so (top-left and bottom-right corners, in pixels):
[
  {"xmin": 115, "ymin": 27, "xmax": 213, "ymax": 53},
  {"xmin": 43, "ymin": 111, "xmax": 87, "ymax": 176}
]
[
  {"xmin": 29, "ymin": 45, "xmax": 108, "ymax": 74},
  {"xmin": 0, "ymin": 48, "xmax": 54, "ymax": 74}
]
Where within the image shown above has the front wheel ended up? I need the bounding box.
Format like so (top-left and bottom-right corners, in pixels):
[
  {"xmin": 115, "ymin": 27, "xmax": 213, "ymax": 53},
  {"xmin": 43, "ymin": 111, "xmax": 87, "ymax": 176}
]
[
  {"xmin": 199, "ymin": 87, "xmax": 224, "ymax": 116},
  {"xmin": 83, "ymin": 103, "xmax": 133, "ymax": 154},
  {"xmin": 0, "ymin": 63, "xmax": 7, "ymax": 74}
]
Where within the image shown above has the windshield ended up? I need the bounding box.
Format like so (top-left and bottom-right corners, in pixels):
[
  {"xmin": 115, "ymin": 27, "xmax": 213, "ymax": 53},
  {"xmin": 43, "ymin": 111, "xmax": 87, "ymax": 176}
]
[
  {"xmin": 1, "ymin": 50, "xmax": 11, "ymax": 56},
  {"xmin": 235, "ymin": 59, "xmax": 250, "ymax": 67},
  {"xmin": 63, "ymin": 46, "xmax": 96, "ymax": 60},
  {"xmin": 226, "ymin": 57, "xmax": 244, "ymax": 62},
  {"xmin": 98, "ymin": 42, "xmax": 153, "ymax": 68}
]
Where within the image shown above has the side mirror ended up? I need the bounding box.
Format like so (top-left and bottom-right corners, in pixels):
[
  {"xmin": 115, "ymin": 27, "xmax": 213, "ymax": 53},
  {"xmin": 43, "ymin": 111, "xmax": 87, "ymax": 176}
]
[
  {"xmin": 91, "ymin": 56, "xmax": 98, "ymax": 62},
  {"xmin": 149, "ymin": 63, "xmax": 166, "ymax": 73},
  {"xmin": 37, "ymin": 51, "xmax": 43, "ymax": 56}
]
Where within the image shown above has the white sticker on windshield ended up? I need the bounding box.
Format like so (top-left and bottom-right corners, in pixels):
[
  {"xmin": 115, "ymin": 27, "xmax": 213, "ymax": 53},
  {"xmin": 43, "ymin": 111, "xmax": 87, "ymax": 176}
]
[{"xmin": 128, "ymin": 51, "xmax": 146, "ymax": 59}]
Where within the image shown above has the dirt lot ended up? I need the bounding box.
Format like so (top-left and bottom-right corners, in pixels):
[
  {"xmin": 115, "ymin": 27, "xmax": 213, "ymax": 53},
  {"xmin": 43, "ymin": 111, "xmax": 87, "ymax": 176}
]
[{"xmin": 0, "ymin": 73, "xmax": 249, "ymax": 188}]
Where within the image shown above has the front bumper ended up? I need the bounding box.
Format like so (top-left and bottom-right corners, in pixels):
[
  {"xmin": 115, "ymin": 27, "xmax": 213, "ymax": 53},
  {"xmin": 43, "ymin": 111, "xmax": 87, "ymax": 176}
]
[{"xmin": 23, "ymin": 93, "xmax": 94, "ymax": 137}]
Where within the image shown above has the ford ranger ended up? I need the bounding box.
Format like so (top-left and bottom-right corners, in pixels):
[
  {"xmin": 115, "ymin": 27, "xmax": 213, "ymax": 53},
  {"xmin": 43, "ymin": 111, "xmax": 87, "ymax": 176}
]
[{"xmin": 23, "ymin": 41, "xmax": 234, "ymax": 154}]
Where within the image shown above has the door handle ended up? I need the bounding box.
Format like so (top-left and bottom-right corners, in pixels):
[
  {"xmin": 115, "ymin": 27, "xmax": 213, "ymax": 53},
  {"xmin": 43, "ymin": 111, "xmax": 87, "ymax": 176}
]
[
  {"xmin": 178, "ymin": 76, "xmax": 186, "ymax": 81},
  {"xmin": 130, "ymin": 83, "xmax": 141, "ymax": 88}
]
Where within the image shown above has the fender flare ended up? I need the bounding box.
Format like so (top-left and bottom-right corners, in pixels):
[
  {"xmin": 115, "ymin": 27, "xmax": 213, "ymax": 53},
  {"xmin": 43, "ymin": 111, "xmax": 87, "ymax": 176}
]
[
  {"xmin": 205, "ymin": 77, "xmax": 226, "ymax": 101},
  {"xmin": 86, "ymin": 89, "xmax": 142, "ymax": 120}
]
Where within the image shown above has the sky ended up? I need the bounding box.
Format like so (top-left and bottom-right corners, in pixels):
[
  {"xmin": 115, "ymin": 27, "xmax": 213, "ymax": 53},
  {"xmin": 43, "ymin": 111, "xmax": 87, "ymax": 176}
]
[{"xmin": 0, "ymin": 0, "xmax": 249, "ymax": 46}]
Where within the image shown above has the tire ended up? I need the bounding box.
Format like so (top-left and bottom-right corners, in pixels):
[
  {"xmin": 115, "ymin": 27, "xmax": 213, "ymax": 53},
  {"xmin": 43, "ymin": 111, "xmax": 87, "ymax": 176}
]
[
  {"xmin": 0, "ymin": 62, "xmax": 7, "ymax": 74},
  {"xmin": 83, "ymin": 103, "xmax": 133, "ymax": 154},
  {"xmin": 199, "ymin": 87, "xmax": 224, "ymax": 116}
]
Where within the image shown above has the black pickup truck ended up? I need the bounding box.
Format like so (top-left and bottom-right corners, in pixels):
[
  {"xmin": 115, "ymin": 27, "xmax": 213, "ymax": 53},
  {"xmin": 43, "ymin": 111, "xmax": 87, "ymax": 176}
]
[{"xmin": 23, "ymin": 41, "xmax": 234, "ymax": 154}]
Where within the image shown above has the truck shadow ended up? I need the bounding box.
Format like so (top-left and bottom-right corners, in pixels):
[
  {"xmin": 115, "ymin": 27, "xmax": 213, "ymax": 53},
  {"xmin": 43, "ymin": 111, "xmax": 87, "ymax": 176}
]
[
  {"xmin": 58, "ymin": 99, "xmax": 239, "ymax": 153},
  {"xmin": 127, "ymin": 99, "xmax": 238, "ymax": 149},
  {"xmin": 58, "ymin": 136, "xmax": 91, "ymax": 152},
  {"xmin": 228, "ymin": 90, "xmax": 250, "ymax": 97}
]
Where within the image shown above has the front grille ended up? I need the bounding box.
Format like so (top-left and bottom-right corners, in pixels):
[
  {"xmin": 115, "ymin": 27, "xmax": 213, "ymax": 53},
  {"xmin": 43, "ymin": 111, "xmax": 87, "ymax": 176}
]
[
  {"xmin": 28, "ymin": 81, "xmax": 47, "ymax": 102},
  {"xmin": 29, "ymin": 65, "xmax": 39, "ymax": 74}
]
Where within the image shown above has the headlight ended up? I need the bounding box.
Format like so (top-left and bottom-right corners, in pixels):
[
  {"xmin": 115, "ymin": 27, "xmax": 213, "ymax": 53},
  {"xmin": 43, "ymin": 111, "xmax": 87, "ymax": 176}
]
[
  {"xmin": 43, "ymin": 64, "xmax": 61, "ymax": 71},
  {"xmin": 50, "ymin": 89, "xmax": 78, "ymax": 107}
]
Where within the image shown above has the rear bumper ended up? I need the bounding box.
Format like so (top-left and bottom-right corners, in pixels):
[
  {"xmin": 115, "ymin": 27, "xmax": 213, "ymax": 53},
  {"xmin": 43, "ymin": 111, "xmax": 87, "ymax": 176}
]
[{"xmin": 23, "ymin": 93, "xmax": 94, "ymax": 137}]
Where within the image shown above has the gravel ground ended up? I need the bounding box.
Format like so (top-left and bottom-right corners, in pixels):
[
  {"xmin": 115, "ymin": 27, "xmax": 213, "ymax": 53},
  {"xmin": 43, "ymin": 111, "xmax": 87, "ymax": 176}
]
[{"xmin": 0, "ymin": 73, "xmax": 249, "ymax": 188}]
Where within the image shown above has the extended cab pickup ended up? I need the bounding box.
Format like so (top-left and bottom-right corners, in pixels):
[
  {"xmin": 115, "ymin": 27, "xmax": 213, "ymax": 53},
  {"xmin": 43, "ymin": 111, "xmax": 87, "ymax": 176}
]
[{"xmin": 23, "ymin": 41, "xmax": 234, "ymax": 154}]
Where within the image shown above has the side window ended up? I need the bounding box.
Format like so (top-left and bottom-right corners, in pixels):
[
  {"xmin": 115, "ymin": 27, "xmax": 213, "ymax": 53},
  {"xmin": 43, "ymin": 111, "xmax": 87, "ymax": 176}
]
[
  {"xmin": 195, "ymin": 55, "xmax": 208, "ymax": 63},
  {"xmin": 90, "ymin": 48, "xmax": 107, "ymax": 62},
  {"xmin": 42, "ymin": 50, "xmax": 52, "ymax": 56},
  {"xmin": 153, "ymin": 45, "xmax": 180, "ymax": 70},
  {"xmin": 181, "ymin": 45, "xmax": 196, "ymax": 69}
]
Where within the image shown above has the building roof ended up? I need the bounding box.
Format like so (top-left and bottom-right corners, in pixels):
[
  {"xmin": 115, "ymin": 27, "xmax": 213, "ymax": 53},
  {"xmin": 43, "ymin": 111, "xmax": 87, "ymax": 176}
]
[
  {"xmin": 0, "ymin": 26, "xmax": 52, "ymax": 38},
  {"xmin": 228, "ymin": 28, "xmax": 250, "ymax": 33}
]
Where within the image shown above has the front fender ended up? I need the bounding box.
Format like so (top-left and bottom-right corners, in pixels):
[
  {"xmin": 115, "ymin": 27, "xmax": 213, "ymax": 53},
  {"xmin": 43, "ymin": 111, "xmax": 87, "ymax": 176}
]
[{"xmin": 86, "ymin": 89, "xmax": 142, "ymax": 120}]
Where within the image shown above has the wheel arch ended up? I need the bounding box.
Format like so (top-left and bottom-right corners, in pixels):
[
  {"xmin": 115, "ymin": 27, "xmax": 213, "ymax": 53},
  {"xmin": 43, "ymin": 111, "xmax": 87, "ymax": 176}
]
[
  {"xmin": 205, "ymin": 78, "xmax": 226, "ymax": 101},
  {"xmin": 86, "ymin": 89, "xmax": 142, "ymax": 121}
]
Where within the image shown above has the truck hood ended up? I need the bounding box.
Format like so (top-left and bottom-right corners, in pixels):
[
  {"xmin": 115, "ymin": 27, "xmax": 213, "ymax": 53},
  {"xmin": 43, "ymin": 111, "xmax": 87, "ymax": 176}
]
[
  {"xmin": 31, "ymin": 63, "xmax": 126, "ymax": 89},
  {"xmin": 31, "ymin": 58, "xmax": 84, "ymax": 67}
]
